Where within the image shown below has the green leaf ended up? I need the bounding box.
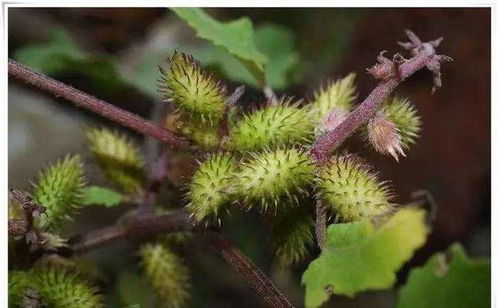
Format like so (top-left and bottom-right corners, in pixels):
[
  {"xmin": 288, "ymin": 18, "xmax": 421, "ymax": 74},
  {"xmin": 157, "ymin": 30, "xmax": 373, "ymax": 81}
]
[
  {"xmin": 14, "ymin": 28, "xmax": 86, "ymax": 72},
  {"xmin": 398, "ymin": 243, "xmax": 490, "ymax": 308},
  {"xmin": 14, "ymin": 28, "xmax": 127, "ymax": 94},
  {"xmin": 197, "ymin": 24, "xmax": 299, "ymax": 90},
  {"xmin": 254, "ymin": 24, "xmax": 299, "ymax": 89},
  {"xmin": 302, "ymin": 207, "xmax": 429, "ymax": 308},
  {"xmin": 123, "ymin": 22, "xmax": 299, "ymax": 96},
  {"xmin": 172, "ymin": 8, "xmax": 268, "ymax": 86},
  {"xmin": 81, "ymin": 186, "xmax": 124, "ymax": 207}
]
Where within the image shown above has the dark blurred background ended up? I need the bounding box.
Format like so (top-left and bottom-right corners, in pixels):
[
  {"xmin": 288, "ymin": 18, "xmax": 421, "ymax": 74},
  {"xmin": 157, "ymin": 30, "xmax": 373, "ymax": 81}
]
[{"xmin": 8, "ymin": 8, "xmax": 490, "ymax": 308}]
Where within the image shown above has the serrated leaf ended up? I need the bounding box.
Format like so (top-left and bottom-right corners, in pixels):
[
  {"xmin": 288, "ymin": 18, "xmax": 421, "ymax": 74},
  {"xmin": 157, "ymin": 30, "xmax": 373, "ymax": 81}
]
[
  {"xmin": 81, "ymin": 186, "xmax": 124, "ymax": 207},
  {"xmin": 302, "ymin": 207, "xmax": 429, "ymax": 308},
  {"xmin": 397, "ymin": 243, "xmax": 490, "ymax": 308},
  {"xmin": 172, "ymin": 8, "xmax": 268, "ymax": 86},
  {"xmin": 196, "ymin": 24, "xmax": 299, "ymax": 89}
]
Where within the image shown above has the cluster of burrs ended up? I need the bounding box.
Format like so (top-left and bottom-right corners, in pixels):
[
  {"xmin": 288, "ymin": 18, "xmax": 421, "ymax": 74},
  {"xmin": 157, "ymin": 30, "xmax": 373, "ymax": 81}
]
[{"xmin": 363, "ymin": 30, "xmax": 452, "ymax": 161}]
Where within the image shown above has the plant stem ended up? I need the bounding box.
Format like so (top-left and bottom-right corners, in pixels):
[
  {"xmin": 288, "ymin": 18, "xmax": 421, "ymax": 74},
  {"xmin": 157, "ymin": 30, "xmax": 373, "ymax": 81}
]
[
  {"xmin": 67, "ymin": 209, "xmax": 294, "ymax": 307},
  {"xmin": 315, "ymin": 200, "xmax": 328, "ymax": 250},
  {"xmin": 8, "ymin": 59, "xmax": 189, "ymax": 149},
  {"xmin": 221, "ymin": 85, "xmax": 246, "ymax": 139},
  {"xmin": 310, "ymin": 30, "xmax": 450, "ymax": 247},
  {"xmin": 310, "ymin": 33, "xmax": 443, "ymax": 164},
  {"xmin": 263, "ymin": 85, "xmax": 278, "ymax": 105},
  {"xmin": 9, "ymin": 59, "xmax": 294, "ymax": 308},
  {"xmin": 68, "ymin": 209, "xmax": 192, "ymax": 252},
  {"xmin": 208, "ymin": 232, "xmax": 294, "ymax": 308},
  {"xmin": 137, "ymin": 151, "xmax": 170, "ymax": 216}
]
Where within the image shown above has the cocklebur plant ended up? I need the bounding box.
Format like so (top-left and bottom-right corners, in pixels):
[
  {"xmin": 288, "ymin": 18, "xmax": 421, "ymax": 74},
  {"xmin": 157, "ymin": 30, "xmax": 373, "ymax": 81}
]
[
  {"xmin": 159, "ymin": 51, "xmax": 228, "ymax": 125},
  {"xmin": 227, "ymin": 97, "xmax": 315, "ymax": 151},
  {"xmin": 8, "ymin": 144, "xmax": 193, "ymax": 307},
  {"xmin": 366, "ymin": 96, "xmax": 421, "ymax": 161},
  {"xmin": 33, "ymin": 155, "xmax": 86, "ymax": 231},
  {"xmin": 8, "ymin": 13, "xmax": 465, "ymax": 308},
  {"xmin": 235, "ymin": 147, "xmax": 315, "ymax": 213},
  {"xmin": 315, "ymin": 154, "xmax": 395, "ymax": 222},
  {"xmin": 86, "ymin": 127, "xmax": 145, "ymax": 193},
  {"xmin": 307, "ymin": 73, "xmax": 356, "ymax": 137},
  {"xmin": 186, "ymin": 153, "xmax": 237, "ymax": 223},
  {"xmin": 163, "ymin": 110, "xmax": 222, "ymax": 150},
  {"xmin": 140, "ymin": 243, "xmax": 191, "ymax": 308},
  {"xmin": 32, "ymin": 266, "xmax": 104, "ymax": 308},
  {"xmin": 270, "ymin": 203, "xmax": 315, "ymax": 266},
  {"xmin": 8, "ymin": 266, "xmax": 104, "ymax": 308}
]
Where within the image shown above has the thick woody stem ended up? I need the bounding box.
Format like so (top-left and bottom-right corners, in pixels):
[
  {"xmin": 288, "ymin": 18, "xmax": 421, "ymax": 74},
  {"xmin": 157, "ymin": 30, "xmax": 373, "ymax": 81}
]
[
  {"xmin": 8, "ymin": 59, "xmax": 189, "ymax": 149},
  {"xmin": 310, "ymin": 30, "xmax": 449, "ymax": 165}
]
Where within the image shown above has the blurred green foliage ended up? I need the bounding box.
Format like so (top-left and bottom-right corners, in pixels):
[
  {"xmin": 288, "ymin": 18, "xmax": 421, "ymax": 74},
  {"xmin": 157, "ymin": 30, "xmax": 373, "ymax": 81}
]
[
  {"xmin": 123, "ymin": 22, "xmax": 301, "ymax": 98},
  {"xmin": 14, "ymin": 12, "xmax": 301, "ymax": 100},
  {"xmin": 398, "ymin": 243, "xmax": 491, "ymax": 308},
  {"xmin": 82, "ymin": 186, "xmax": 124, "ymax": 208},
  {"xmin": 115, "ymin": 271, "xmax": 158, "ymax": 307},
  {"xmin": 14, "ymin": 28, "xmax": 127, "ymax": 94}
]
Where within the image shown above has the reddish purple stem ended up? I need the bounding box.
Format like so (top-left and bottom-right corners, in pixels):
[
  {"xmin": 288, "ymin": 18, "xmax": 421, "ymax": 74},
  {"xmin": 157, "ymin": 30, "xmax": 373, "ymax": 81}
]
[
  {"xmin": 8, "ymin": 59, "xmax": 189, "ymax": 149},
  {"xmin": 310, "ymin": 31, "xmax": 449, "ymax": 164}
]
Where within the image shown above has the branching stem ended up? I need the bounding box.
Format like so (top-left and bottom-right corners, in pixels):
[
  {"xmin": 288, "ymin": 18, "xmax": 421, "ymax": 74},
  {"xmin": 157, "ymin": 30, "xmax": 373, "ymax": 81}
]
[
  {"xmin": 310, "ymin": 30, "xmax": 450, "ymax": 249},
  {"xmin": 208, "ymin": 232, "xmax": 294, "ymax": 308},
  {"xmin": 66, "ymin": 209, "xmax": 293, "ymax": 307},
  {"xmin": 8, "ymin": 30, "xmax": 450, "ymax": 308},
  {"xmin": 137, "ymin": 151, "xmax": 170, "ymax": 216},
  {"xmin": 310, "ymin": 30, "xmax": 450, "ymax": 164},
  {"xmin": 68, "ymin": 209, "xmax": 192, "ymax": 252}
]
